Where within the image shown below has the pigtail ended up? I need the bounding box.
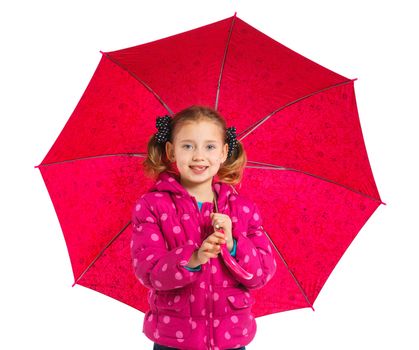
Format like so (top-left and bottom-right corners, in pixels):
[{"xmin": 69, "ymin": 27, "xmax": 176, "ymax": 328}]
[
  {"xmin": 142, "ymin": 134, "xmax": 172, "ymax": 180},
  {"xmin": 217, "ymin": 140, "xmax": 247, "ymax": 185}
]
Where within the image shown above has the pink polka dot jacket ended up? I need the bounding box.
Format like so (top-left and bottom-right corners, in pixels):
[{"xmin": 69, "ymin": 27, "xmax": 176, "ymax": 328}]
[{"xmin": 131, "ymin": 171, "xmax": 277, "ymax": 350}]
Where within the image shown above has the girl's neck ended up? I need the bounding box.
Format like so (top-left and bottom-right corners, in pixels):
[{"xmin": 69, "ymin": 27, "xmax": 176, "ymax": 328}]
[
  {"xmin": 189, "ymin": 188, "xmax": 214, "ymax": 203},
  {"xmin": 181, "ymin": 180, "xmax": 214, "ymax": 203}
]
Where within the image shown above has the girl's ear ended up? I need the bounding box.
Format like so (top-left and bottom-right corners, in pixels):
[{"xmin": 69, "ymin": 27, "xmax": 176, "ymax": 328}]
[
  {"xmin": 165, "ymin": 141, "xmax": 175, "ymax": 161},
  {"xmin": 222, "ymin": 142, "xmax": 229, "ymax": 162}
]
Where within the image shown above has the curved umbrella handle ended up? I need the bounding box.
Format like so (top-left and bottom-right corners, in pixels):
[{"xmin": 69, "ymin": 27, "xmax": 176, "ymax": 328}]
[
  {"xmin": 212, "ymin": 187, "xmax": 253, "ymax": 280},
  {"xmin": 218, "ymin": 229, "xmax": 253, "ymax": 280}
]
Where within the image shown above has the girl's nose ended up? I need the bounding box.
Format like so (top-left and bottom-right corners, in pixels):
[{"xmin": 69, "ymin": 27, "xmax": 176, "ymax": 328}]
[{"xmin": 193, "ymin": 149, "xmax": 205, "ymax": 159}]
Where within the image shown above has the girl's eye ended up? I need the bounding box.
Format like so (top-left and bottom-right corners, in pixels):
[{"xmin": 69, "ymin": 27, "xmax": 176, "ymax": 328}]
[{"xmin": 182, "ymin": 144, "xmax": 216, "ymax": 150}]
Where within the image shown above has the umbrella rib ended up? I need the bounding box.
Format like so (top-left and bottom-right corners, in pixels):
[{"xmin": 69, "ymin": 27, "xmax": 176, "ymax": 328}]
[
  {"xmin": 229, "ymin": 186, "xmax": 315, "ymax": 310},
  {"xmin": 263, "ymin": 226, "xmax": 315, "ymax": 311},
  {"xmin": 245, "ymin": 160, "xmax": 384, "ymax": 204},
  {"xmin": 35, "ymin": 153, "xmax": 146, "ymax": 167},
  {"xmin": 214, "ymin": 13, "xmax": 237, "ymax": 110},
  {"xmin": 237, "ymin": 79, "xmax": 356, "ymax": 140},
  {"xmin": 72, "ymin": 221, "xmax": 132, "ymax": 287},
  {"xmin": 101, "ymin": 52, "xmax": 174, "ymax": 116}
]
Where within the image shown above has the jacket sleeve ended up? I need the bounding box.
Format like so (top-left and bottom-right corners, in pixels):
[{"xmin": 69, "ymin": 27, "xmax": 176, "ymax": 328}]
[
  {"xmin": 131, "ymin": 196, "xmax": 202, "ymax": 291},
  {"xmin": 229, "ymin": 201, "xmax": 277, "ymax": 289}
]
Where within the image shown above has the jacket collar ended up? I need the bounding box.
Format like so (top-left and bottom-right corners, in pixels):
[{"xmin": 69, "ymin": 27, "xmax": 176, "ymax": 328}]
[{"xmin": 151, "ymin": 171, "xmax": 233, "ymax": 208}]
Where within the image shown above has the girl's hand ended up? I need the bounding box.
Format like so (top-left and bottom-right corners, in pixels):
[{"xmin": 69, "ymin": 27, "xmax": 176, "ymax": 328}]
[
  {"xmin": 210, "ymin": 212, "xmax": 233, "ymax": 251},
  {"xmin": 193, "ymin": 231, "xmax": 226, "ymax": 265}
]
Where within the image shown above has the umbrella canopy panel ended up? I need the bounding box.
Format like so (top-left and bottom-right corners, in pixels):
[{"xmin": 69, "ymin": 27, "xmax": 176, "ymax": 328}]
[{"xmin": 38, "ymin": 15, "xmax": 383, "ymax": 317}]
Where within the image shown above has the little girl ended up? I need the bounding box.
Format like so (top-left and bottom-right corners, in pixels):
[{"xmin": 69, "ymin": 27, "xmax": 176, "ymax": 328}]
[{"xmin": 131, "ymin": 106, "xmax": 277, "ymax": 350}]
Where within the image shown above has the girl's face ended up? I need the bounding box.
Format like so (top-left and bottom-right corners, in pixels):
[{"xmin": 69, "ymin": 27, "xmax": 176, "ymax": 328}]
[{"xmin": 165, "ymin": 120, "xmax": 228, "ymax": 189}]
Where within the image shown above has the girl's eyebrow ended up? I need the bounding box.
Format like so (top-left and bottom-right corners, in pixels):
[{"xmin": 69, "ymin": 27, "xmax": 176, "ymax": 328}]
[{"xmin": 180, "ymin": 139, "xmax": 218, "ymax": 143}]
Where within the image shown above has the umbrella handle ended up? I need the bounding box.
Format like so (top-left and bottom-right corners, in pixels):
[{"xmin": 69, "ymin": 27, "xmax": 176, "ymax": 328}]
[
  {"xmin": 212, "ymin": 187, "xmax": 253, "ymax": 280},
  {"xmin": 218, "ymin": 229, "xmax": 254, "ymax": 280}
]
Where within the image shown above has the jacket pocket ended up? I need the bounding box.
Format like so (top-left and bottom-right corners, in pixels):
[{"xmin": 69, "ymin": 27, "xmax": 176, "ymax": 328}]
[
  {"xmin": 227, "ymin": 291, "xmax": 256, "ymax": 310},
  {"xmin": 153, "ymin": 290, "xmax": 191, "ymax": 315},
  {"xmin": 153, "ymin": 290, "xmax": 192, "ymax": 340}
]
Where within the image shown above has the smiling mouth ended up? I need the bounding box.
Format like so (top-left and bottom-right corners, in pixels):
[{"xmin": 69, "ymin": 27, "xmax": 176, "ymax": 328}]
[{"xmin": 189, "ymin": 166, "xmax": 209, "ymax": 174}]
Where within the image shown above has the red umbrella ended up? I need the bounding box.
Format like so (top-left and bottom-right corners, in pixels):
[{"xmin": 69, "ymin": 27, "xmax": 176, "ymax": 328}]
[{"xmin": 37, "ymin": 14, "xmax": 383, "ymax": 317}]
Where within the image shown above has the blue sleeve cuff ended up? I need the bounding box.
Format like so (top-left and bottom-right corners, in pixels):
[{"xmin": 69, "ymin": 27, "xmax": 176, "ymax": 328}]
[
  {"xmin": 184, "ymin": 239, "xmax": 236, "ymax": 269},
  {"xmin": 230, "ymin": 238, "xmax": 237, "ymax": 257},
  {"xmin": 183, "ymin": 265, "xmax": 202, "ymax": 272}
]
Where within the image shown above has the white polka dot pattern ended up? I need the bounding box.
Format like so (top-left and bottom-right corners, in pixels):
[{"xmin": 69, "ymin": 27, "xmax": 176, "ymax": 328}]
[{"xmin": 131, "ymin": 171, "xmax": 276, "ymax": 349}]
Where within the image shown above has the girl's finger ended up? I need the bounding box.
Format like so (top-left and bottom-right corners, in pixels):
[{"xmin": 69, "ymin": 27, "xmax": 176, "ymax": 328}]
[
  {"xmin": 206, "ymin": 235, "xmax": 219, "ymax": 243},
  {"xmin": 205, "ymin": 241, "xmax": 221, "ymax": 252},
  {"xmin": 202, "ymin": 242, "xmax": 211, "ymax": 250},
  {"xmin": 202, "ymin": 248, "xmax": 218, "ymax": 258},
  {"xmin": 203, "ymin": 241, "xmax": 217, "ymax": 250},
  {"xmin": 208, "ymin": 236, "xmax": 225, "ymax": 245}
]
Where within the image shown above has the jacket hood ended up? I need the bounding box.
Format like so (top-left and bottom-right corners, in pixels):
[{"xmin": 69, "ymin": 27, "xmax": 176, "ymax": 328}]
[{"xmin": 150, "ymin": 171, "xmax": 234, "ymax": 209}]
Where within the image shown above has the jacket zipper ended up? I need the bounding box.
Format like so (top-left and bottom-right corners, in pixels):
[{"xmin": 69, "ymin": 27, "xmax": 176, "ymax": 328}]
[
  {"xmin": 191, "ymin": 196, "xmax": 213, "ymax": 350},
  {"xmin": 209, "ymin": 234, "xmax": 214, "ymax": 350}
]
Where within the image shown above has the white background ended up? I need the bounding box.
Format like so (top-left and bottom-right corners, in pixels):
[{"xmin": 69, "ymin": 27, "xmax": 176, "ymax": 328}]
[{"xmin": 1, "ymin": 0, "xmax": 418, "ymax": 349}]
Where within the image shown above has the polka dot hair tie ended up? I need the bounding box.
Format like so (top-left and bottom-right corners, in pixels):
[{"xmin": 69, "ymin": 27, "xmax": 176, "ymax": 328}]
[
  {"xmin": 226, "ymin": 126, "xmax": 238, "ymax": 158},
  {"xmin": 155, "ymin": 115, "xmax": 172, "ymax": 143}
]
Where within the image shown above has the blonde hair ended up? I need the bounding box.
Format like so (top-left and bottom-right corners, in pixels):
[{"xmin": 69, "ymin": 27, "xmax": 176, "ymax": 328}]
[{"xmin": 143, "ymin": 105, "xmax": 247, "ymax": 185}]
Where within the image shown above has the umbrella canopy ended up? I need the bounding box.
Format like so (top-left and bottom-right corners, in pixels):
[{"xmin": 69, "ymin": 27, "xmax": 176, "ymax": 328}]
[{"xmin": 37, "ymin": 14, "xmax": 383, "ymax": 317}]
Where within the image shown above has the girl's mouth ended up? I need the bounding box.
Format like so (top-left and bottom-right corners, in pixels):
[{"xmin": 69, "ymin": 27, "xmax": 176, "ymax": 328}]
[{"xmin": 190, "ymin": 166, "xmax": 208, "ymax": 174}]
